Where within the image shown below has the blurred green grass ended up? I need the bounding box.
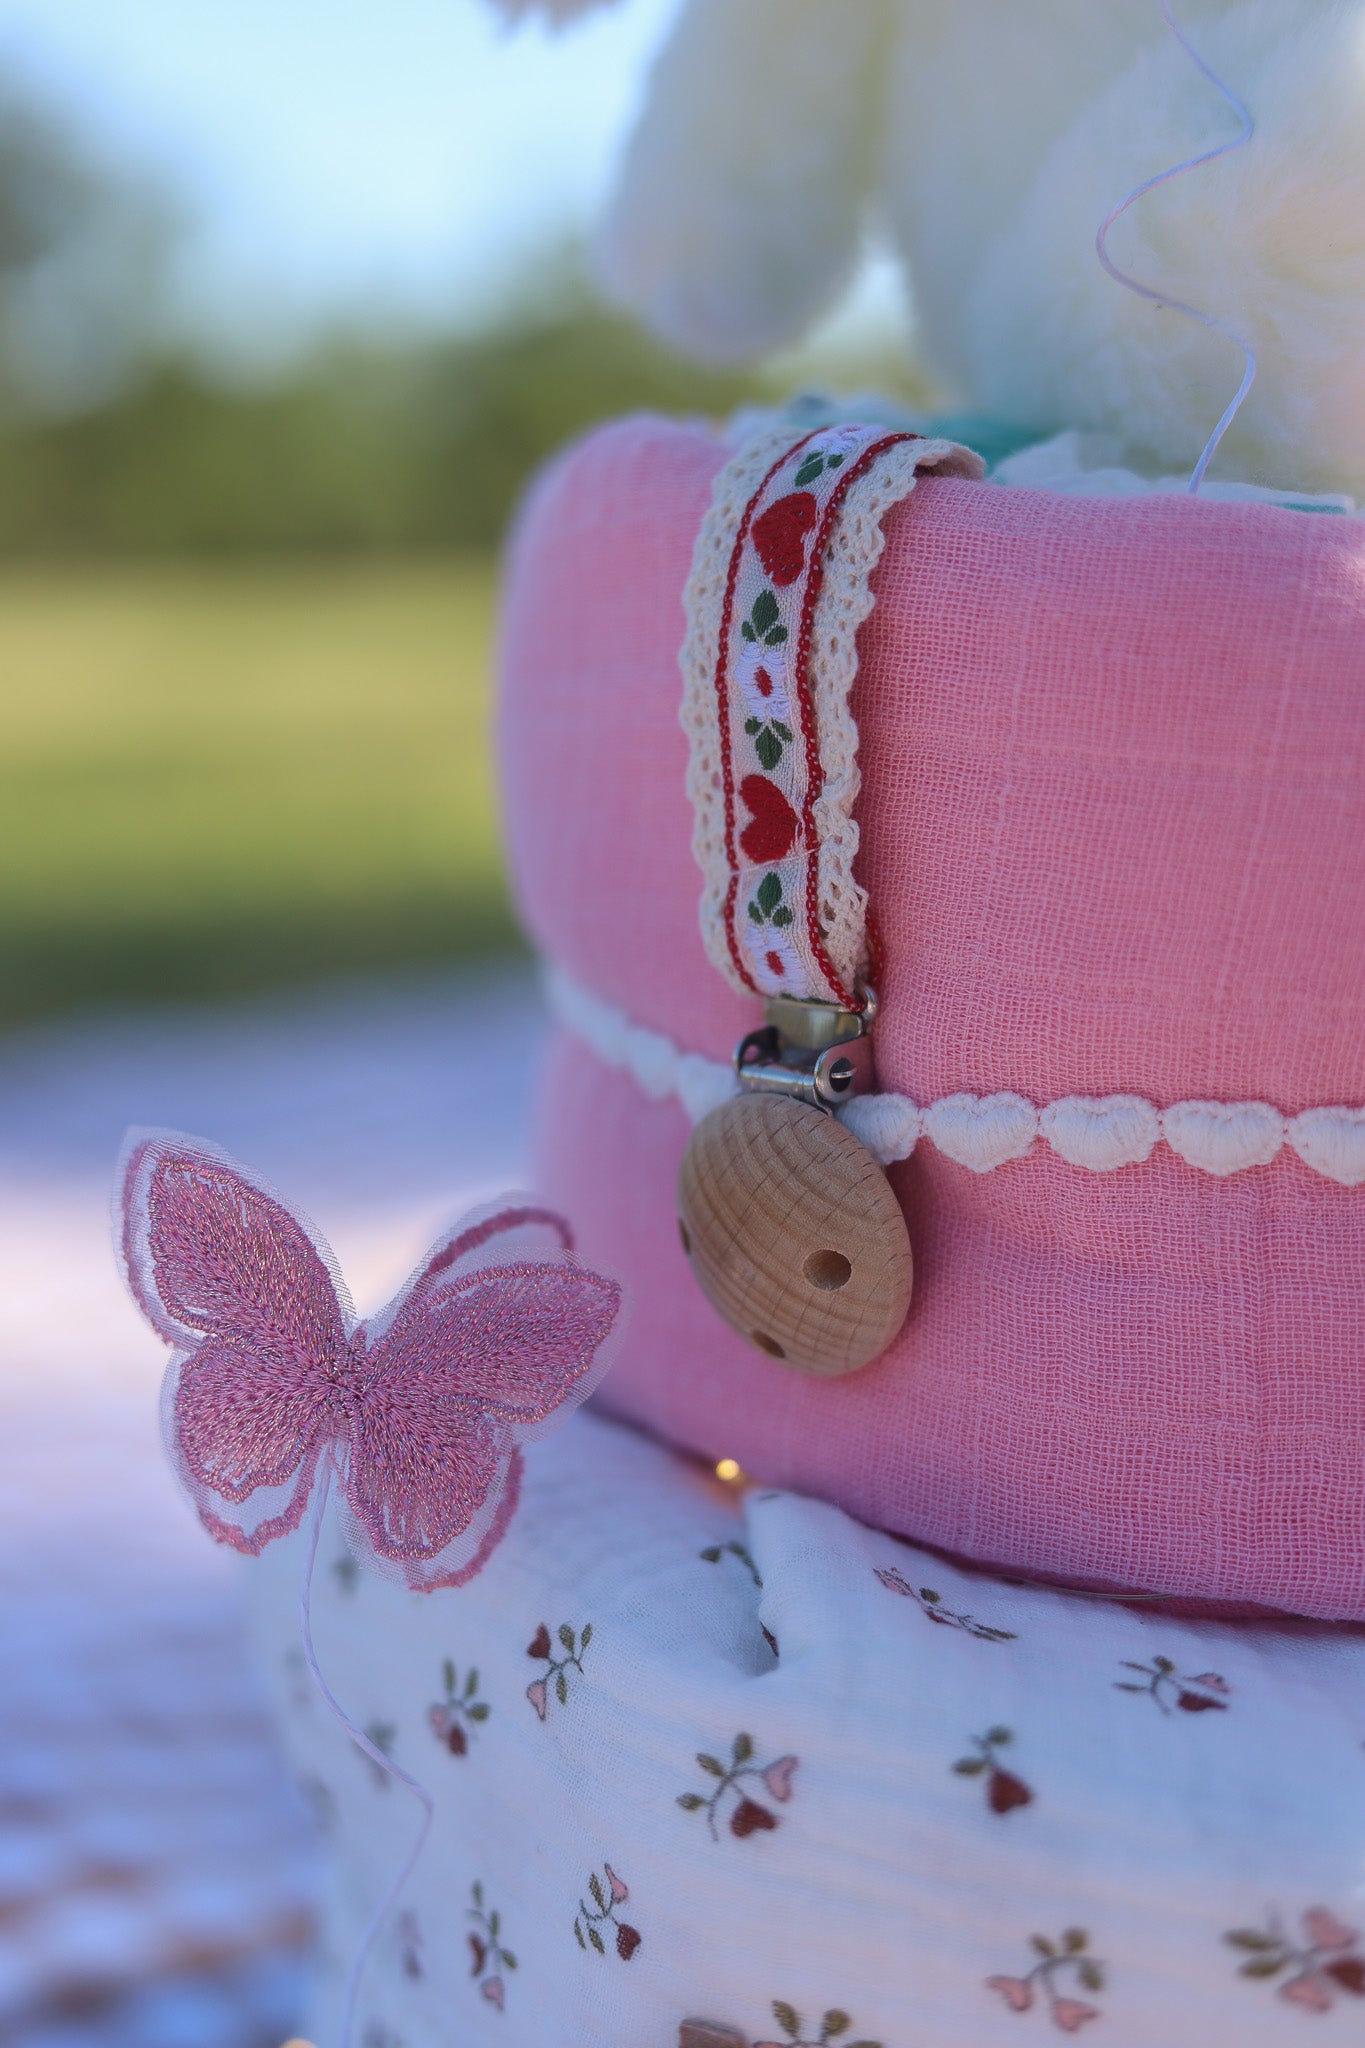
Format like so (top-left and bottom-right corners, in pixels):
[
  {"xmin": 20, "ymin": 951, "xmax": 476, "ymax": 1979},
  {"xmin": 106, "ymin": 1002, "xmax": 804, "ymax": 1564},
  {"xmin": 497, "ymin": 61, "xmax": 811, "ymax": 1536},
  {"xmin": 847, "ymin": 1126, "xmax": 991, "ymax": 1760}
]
[{"xmin": 0, "ymin": 559, "xmax": 517, "ymax": 1023}]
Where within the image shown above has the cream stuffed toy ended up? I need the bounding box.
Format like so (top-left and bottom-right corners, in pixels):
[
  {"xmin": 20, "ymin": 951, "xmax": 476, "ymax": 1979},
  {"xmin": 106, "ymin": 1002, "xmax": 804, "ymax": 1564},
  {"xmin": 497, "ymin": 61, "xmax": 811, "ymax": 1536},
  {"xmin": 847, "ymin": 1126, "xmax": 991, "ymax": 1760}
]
[{"xmin": 494, "ymin": 0, "xmax": 1365, "ymax": 499}]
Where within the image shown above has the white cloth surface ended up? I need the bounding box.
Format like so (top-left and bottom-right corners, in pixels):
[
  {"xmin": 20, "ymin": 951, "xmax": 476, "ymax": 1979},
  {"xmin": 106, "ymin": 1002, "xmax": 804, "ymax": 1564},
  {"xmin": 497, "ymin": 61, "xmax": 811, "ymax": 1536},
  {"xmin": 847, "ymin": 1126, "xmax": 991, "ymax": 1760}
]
[{"xmin": 250, "ymin": 1405, "xmax": 1365, "ymax": 2048}]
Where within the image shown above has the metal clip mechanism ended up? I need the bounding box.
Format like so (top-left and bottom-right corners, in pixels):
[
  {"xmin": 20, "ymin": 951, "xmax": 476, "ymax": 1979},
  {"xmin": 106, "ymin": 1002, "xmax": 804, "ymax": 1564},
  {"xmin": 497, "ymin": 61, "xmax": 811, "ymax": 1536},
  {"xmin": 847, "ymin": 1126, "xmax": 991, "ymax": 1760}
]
[{"xmin": 733, "ymin": 990, "xmax": 877, "ymax": 1112}]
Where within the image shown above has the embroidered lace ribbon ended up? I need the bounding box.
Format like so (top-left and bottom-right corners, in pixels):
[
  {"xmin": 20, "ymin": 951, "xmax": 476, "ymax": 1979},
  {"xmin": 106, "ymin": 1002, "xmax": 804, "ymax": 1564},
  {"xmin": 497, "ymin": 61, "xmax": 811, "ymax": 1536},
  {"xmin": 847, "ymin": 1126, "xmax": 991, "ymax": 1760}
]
[
  {"xmin": 545, "ymin": 965, "xmax": 1365, "ymax": 1186},
  {"xmin": 679, "ymin": 423, "xmax": 982, "ymax": 1007}
]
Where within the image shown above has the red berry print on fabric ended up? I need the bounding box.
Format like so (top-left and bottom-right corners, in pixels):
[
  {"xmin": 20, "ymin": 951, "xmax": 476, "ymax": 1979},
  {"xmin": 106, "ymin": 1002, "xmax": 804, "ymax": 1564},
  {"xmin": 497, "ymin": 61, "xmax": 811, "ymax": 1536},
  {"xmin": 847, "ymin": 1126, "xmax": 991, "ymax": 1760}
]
[
  {"xmin": 1225, "ymin": 1908, "xmax": 1365, "ymax": 2012},
  {"xmin": 574, "ymin": 1862, "xmax": 642, "ymax": 1961},
  {"xmin": 467, "ymin": 1882, "xmax": 517, "ymax": 2010},
  {"xmin": 428, "ymin": 1658, "xmax": 489, "ymax": 1755},
  {"xmin": 679, "ymin": 2027, "xmax": 748, "ymax": 2048},
  {"xmin": 526, "ymin": 1619, "xmax": 590, "ymax": 1719},
  {"xmin": 1114, "ymin": 1655, "xmax": 1230, "ymax": 1714},
  {"xmin": 875, "ymin": 1566, "xmax": 1017, "ymax": 1642},
  {"xmin": 752, "ymin": 492, "xmax": 818, "ymax": 586},
  {"xmin": 738, "ymin": 775, "xmax": 799, "ymax": 865},
  {"xmin": 986, "ymin": 1929, "xmax": 1105, "ymax": 2032},
  {"xmin": 953, "ymin": 1727, "xmax": 1033, "ymax": 1813},
  {"xmin": 756, "ymin": 2001, "xmax": 883, "ymax": 2047},
  {"xmin": 677, "ymin": 1732, "xmax": 798, "ymax": 1841}
]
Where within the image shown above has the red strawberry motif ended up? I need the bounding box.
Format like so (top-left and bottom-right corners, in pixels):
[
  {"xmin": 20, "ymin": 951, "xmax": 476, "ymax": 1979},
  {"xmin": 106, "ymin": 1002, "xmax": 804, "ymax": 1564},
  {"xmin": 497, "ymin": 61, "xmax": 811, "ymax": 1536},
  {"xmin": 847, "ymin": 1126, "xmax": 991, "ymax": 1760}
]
[
  {"xmin": 616, "ymin": 1922, "xmax": 642, "ymax": 1961},
  {"xmin": 738, "ymin": 775, "xmax": 798, "ymax": 864},
  {"xmin": 752, "ymin": 492, "xmax": 817, "ymax": 586},
  {"xmin": 527, "ymin": 1623, "xmax": 551, "ymax": 1660}
]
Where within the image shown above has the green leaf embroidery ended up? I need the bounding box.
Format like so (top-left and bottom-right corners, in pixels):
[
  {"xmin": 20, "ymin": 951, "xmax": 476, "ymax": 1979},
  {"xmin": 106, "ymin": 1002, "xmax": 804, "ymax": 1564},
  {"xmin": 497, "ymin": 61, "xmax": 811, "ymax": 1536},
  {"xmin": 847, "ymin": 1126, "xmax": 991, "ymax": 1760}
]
[
  {"xmin": 823, "ymin": 2012, "xmax": 851, "ymax": 2038},
  {"xmin": 741, "ymin": 619, "xmax": 757, "ymax": 643},
  {"xmin": 489, "ymin": 1910, "xmax": 500, "ymax": 1937},
  {"xmin": 752, "ymin": 589, "xmax": 780, "ymax": 637},
  {"xmin": 744, "ymin": 717, "xmax": 761, "ymax": 736},
  {"xmin": 748, "ymin": 902, "xmax": 764, "ymax": 924},
  {"xmin": 503, "ymin": 1951, "xmax": 517, "ymax": 1970},
  {"xmin": 468, "ymin": 1702, "xmax": 489, "ymax": 1721},
  {"xmin": 754, "ymin": 728, "xmax": 782, "ymax": 771},
  {"xmin": 559, "ymin": 1623, "xmax": 575, "ymax": 1652},
  {"xmin": 677, "ymin": 1792, "xmax": 705, "ymax": 1810},
  {"xmin": 765, "ymin": 623, "xmax": 789, "ymax": 647},
  {"xmin": 952, "ymin": 1757, "xmax": 987, "ymax": 1776},
  {"xmin": 574, "ymin": 1920, "xmax": 585, "ymax": 1949},
  {"xmin": 701, "ymin": 1545, "xmax": 722, "ymax": 1563},
  {"xmin": 442, "ymin": 1658, "xmax": 455, "ymax": 1693},
  {"xmin": 794, "ymin": 454, "xmax": 825, "ymax": 487},
  {"xmin": 771, "ymin": 905, "xmax": 793, "ymax": 927},
  {"xmin": 1240, "ymin": 1956, "xmax": 1288, "ymax": 1978},
  {"xmin": 771, "ymin": 2002, "xmax": 801, "ymax": 2039},
  {"xmin": 772, "ymin": 721, "xmax": 793, "ymax": 742},
  {"xmin": 1031, "ymin": 1935, "xmax": 1057, "ymax": 1958},
  {"xmin": 987, "ymin": 1726, "xmax": 1011, "ymax": 1746},
  {"xmin": 589, "ymin": 1872, "xmax": 606, "ymax": 1911},
  {"xmin": 756, "ymin": 871, "xmax": 783, "ymax": 916},
  {"xmin": 588, "ymin": 1924, "xmax": 605, "ymax": 1955},
  {"xmin": 697, "ymin": 1752, "xmax": 725, "ymax": 1777},
  {"xmin": 733, "ymin": 1732, "xmax": 753, "ymax": 1764},
  {"xmin": 1227, "ymin": 1931, "xmax": 1279, "ymax": 1952},
  {"xmin": 1078, "ymin": 1959, "xmax": 1104, "ymax": 1993},
  {"xmin": 1063, "ymin": 1929, "xmax": 1087, "ymax": 1953},
  {"xmin": 555, "ymin": 1670, "xmax": 568, "ymax": 1706},
  {"xmin": 465, "ymin": 1668, "xmax": 479, "ymax": 1697},
  {"xmin": 580, "ymin": 1623, "xmax": 592, "ymax": 1647}
]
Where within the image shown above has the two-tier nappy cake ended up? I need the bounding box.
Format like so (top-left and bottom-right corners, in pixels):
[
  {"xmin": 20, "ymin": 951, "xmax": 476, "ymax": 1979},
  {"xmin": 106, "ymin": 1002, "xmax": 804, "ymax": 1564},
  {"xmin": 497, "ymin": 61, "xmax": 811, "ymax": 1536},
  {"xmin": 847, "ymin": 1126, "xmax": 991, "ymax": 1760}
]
[{"xmin": 122, "ymin": 4, "xmax": 1365, "ymax": 2043}]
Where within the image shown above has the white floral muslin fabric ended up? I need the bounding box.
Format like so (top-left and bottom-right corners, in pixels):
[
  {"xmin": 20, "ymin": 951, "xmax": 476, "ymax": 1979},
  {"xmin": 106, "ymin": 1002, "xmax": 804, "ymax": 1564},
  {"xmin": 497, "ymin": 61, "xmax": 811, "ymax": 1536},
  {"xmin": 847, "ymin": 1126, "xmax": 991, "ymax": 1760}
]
[{"xmin": 247, "ymin": 1410, "xmax": 1365, "ymax": 2047}]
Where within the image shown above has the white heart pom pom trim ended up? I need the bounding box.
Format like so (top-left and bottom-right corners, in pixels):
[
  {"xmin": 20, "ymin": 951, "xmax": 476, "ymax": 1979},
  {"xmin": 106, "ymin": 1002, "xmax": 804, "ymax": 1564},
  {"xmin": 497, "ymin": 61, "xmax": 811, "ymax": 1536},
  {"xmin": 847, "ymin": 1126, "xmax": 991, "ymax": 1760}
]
[{"xmin": 545, "ymin": 965, "xmax": 1365, "ymax": 1187}]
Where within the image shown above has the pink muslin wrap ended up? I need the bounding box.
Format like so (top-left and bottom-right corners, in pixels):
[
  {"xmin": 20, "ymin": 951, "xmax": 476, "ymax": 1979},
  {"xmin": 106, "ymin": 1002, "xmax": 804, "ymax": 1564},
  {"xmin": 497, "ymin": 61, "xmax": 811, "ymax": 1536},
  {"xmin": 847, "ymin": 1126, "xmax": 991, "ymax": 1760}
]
[{"xmin": 497, "ymin": 413, "xmax": 1365, "ymax": 1620}]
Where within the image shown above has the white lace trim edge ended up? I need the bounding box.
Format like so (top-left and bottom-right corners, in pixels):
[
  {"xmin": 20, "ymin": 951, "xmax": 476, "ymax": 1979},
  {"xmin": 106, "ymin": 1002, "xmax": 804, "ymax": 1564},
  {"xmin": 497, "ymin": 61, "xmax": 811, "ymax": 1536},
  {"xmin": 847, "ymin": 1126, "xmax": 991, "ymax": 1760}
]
[{"xmin": 543, "ymin": 964, "xmax": 1365, "ymax": 1185}]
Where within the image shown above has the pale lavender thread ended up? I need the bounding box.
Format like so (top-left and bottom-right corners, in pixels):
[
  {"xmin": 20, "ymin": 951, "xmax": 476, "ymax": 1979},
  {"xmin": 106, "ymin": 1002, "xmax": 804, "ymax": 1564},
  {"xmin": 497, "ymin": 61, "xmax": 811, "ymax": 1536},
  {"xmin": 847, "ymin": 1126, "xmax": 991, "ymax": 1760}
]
[
  {"xmin": 298, "ymin": 1456, "xmax": 435, "ymax": 2048},
  {"xmin": 1095, "ymin": 0, "xmax": 1257, "ymax": 492}
]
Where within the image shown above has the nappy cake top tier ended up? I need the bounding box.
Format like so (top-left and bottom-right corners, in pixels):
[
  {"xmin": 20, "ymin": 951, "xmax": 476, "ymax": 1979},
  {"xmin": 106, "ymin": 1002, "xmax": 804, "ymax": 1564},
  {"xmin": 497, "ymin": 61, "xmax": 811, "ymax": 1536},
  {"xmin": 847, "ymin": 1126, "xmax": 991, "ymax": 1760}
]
[{"xmin": 497, "ymin": 411, "xmax": 1365, "ymax": 1623}]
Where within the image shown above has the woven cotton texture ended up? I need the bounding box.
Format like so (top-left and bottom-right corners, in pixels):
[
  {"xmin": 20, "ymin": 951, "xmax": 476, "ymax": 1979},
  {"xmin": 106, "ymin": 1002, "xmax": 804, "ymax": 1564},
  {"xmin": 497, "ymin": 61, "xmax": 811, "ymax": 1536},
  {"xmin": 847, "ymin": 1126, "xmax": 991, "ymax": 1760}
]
[
  {"xmin": 498, "ymin": 415, "xmax": 1365, "ymax": 1620},
  {"xmin": 249, "ymin": 1409, "xmax": 1365, "ymax": 2047}
]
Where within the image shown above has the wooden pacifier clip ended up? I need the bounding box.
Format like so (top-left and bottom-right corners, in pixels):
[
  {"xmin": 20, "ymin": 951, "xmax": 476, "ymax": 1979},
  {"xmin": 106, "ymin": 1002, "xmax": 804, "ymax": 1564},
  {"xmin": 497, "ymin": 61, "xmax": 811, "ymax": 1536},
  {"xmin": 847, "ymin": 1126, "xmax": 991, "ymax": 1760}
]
[{"xmin": 676, "ymin": 421, "xmax": 980, "ymax": 1377}]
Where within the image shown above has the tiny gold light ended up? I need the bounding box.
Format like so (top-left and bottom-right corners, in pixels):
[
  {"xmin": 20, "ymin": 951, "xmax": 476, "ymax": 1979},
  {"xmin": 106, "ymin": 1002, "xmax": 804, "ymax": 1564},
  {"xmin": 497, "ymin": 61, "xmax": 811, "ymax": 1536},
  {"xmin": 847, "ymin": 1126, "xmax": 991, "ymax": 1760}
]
[{"xmin": 714, "ymin": 1457, "xmax": 745, "ymax": 1485}]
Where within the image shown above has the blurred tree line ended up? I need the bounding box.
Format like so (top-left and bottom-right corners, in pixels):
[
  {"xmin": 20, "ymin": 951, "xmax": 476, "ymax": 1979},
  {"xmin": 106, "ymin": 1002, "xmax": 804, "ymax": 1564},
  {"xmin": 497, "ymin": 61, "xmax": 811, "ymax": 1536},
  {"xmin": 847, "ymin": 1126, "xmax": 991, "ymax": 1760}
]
[{"xmin": 0, "ymin": 73, "xmax": 916, "ymax": 558}]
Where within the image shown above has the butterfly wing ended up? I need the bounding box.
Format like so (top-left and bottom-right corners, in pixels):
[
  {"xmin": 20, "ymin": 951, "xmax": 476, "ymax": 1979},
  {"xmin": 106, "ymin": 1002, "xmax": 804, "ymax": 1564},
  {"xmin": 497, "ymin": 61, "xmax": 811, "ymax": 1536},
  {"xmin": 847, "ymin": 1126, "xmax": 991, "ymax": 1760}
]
[
  {"xmin": 118, "ymin": 1129, "xmax": 349, "ymax": 1551},
  {"xmin": 347, "ymin": 1240, "xmax": 622, "ymax": 1588}
]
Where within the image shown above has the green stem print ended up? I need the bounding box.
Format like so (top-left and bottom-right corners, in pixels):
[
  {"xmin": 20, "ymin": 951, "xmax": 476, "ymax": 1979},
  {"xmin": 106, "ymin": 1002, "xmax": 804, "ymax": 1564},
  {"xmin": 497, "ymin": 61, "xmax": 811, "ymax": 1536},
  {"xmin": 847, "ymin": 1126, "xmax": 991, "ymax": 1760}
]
[
  {"xmin": 526, "ymin": 1620, "xmax": 591, "ymax": 1719},
  {"xmin": 573, "ymin": 1863, "xmax": 642, "ymax": 1961},
  {"xmin": 428, "ymin": 1659, "xmax": 490, "ymax": 1755},
  {"xmin": 677, "ymin": 1732, "xmax": 799, "ymax": 1842}
]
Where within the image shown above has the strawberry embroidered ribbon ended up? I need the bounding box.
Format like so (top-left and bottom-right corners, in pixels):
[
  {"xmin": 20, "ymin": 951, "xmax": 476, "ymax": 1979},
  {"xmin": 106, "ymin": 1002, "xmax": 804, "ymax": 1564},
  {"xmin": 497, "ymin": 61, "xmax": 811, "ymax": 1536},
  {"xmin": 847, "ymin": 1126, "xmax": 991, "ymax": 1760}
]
[{"xmin": 681, "ymin": 422, "xmax": 981, "ymax": 1008}]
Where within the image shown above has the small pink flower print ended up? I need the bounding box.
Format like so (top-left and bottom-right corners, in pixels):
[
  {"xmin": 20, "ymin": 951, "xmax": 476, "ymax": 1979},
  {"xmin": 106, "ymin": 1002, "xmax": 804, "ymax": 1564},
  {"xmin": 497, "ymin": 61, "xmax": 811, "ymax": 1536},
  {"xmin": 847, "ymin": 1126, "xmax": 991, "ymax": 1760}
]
[
  {"xmin": 1052, "ymin": 2000, "xmax": 1101, "ymax": 2033},
  {"xmin": 1115, "ymin": 1655, "xmax": 1230, "ymax": 1715},
  {"xmin": 987, "ymin": 1976, "xmax": 1034, "ymax": 2013},
  {"xmin": 987, "ymin": 1930, "xmax": 1105, "ymax": 2030},
  {"xmin": 526, "ymin": 1620, "xmax": 591, "ymax": 1718},
  {"xmin": 1226, "ymin": 1907, "xmax": 1365, "ymax": 2011},
  {"xmin": 575, "ymin": 1864, "xmax": 642, "ymax": 1961},
  {"xmin": 1303, "ymin": 1909, "xmax": 1356, "ymax": 1952},
  {"xmin": 678, "ymin": 1732, "xmax": 799, "ymax": 1843},
  {"xmin": 467, "ymin": 1883, "xmax": 516, "ymax": 2010},
  {"xmin": 762, "ymin": 1755, "xmax": 799, "ymax": 1803}
]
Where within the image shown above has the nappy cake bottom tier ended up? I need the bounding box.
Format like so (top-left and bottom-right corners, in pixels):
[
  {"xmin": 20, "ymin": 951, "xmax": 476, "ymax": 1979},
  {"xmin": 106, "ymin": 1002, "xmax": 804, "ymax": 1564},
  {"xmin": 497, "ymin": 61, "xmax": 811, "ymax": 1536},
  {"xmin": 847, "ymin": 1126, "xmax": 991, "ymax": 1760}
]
[{"xmin": 248, "ymin": 1408, "xmax": 1365, "ymax": 2047}]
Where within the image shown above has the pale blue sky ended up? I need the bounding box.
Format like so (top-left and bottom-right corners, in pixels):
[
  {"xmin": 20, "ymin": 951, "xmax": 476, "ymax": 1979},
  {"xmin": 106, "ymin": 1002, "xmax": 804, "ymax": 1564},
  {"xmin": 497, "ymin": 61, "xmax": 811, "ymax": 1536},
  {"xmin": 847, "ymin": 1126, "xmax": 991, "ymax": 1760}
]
[{"xmin": 0, "ymin": 0, "xmax": 680, "ymax": 356}]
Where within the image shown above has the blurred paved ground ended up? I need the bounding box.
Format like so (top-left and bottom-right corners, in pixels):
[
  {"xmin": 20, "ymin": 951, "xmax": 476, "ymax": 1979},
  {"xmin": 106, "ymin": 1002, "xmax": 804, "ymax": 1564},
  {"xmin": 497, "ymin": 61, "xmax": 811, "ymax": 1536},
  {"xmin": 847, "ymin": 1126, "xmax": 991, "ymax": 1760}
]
[{"xmin": 0, "ymin": 966, "xmax": 543, "ymax": 2047}]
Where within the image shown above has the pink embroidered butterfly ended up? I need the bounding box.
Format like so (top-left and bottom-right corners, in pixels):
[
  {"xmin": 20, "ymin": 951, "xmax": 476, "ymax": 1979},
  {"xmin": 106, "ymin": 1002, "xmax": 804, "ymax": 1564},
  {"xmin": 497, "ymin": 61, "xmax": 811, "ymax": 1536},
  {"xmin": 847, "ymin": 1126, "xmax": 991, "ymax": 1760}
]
[{"xmin": 117, "ymin": 1129, "xmax": 623, "ymax": 1590}]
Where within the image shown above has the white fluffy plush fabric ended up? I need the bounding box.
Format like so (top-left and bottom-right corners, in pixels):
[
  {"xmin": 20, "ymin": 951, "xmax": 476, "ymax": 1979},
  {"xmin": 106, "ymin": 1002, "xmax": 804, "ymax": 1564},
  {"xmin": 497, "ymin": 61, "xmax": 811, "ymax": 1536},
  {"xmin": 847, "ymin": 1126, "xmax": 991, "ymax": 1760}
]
[{"xmin": 532, "ymin": 0, "xmax": 1365, "ymax": 497}]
